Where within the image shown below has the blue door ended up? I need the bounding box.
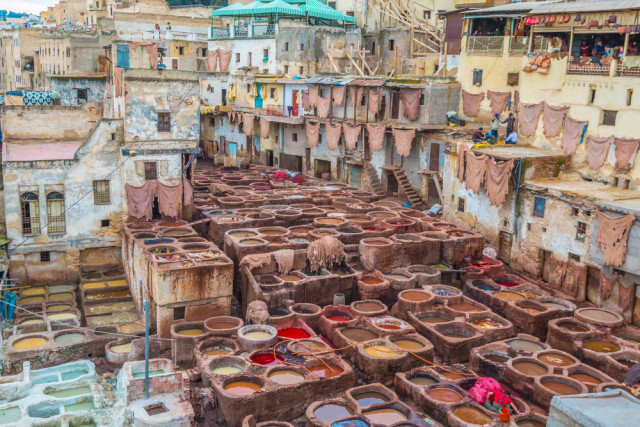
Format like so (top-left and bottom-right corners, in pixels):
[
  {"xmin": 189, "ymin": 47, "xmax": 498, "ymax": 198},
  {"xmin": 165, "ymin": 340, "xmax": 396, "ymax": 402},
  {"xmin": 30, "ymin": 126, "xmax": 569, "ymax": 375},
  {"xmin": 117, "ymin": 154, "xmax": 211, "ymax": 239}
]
[
  {"xmin": 228, "ymin": 143, "xmax": 237, "ymax": 158},
  {"xmin": 255, "ymin": 84, "xmax": 263, "ymax": 108},
  {"xmin": 116, "ymin": 44, "xmax": 129, "ymax": 68}
]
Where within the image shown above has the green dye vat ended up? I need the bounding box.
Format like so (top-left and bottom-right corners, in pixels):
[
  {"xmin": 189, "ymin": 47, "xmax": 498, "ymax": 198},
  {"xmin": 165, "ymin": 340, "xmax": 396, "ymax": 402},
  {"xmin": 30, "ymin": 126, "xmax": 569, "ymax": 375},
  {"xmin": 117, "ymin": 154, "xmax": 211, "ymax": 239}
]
[
  {"xmin": 132, "ymin": 370, "xmax": 164, "ymax": 379},
  {"xmin": 88, "ymin": 312, "xmax": 138, "ymax": 326},
  {"xmin": 48, "ymin": 284, "xmax": 74, "ymax": 293},
  {"xmin": 61, "ymin": 370, "xmax": 88, "ymax": 381},
  {"xmin": 47, "ymin": 386, "xmax": 92, "ymax": 398},
  {"xmin": 54, "ymin": 333, "xmax": 85, "ymax": 345},
  {"xmin": 0, "ymin": 407, "xmax": 21, "ymax": 424},
  {"xmin": 64, "ymin": 402, "xmax": 95, "ymax": 412},
  {"xmin": 87, "ymin": 301, "xmax": 135, "ymax": 315}
]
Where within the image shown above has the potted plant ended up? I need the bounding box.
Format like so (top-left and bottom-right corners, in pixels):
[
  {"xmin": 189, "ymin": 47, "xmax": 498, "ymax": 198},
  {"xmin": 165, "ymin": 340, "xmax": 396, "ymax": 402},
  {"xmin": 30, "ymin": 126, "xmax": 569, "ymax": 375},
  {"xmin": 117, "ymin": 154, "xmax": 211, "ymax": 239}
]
[{"xmin": 504, "ymin": 26, "xmax": 511, "ymax": 36}]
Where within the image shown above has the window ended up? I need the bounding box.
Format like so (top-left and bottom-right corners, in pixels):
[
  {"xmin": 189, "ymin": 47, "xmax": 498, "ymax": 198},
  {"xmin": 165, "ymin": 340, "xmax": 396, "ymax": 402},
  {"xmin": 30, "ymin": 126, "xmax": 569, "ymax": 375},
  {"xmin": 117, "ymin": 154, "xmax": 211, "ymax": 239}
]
[
  {"xmin": 627, "ymin": 89, "xmax": 633, "ymax": 106},
  {"xmin": 263, "ymin": 48, "xmax": 269, "ymax": 58},
  {"xmin": 93, "ymin": 180, "xmax": 110, "ymax": 205},
  {"xmin": 457, "ymin": 198, "xmax": 465, "ymax": 212},
  {"xmin": 507, "ymin": 73, "xmax": 519, "ymax": 86},
  {"xmin": 292, "ymin": 133, "xmax": 298, "ymax": 141},
  {"xmin": 589, "ymin": 88, "xmax": 596, "ymax": 104},
  {"xmin": 46, "ymin": 192, "xmax": 66, "ymax": 234},
  {"xmin": 144, "ymin": 162, "xmax": 157, "ymax": 180},
  {"xmin": 111, "ymin": 133, "xmax": 116, "ymax": 141},
  {"xmin": 66, "ymin": 47, "xmax": 70, "ymax": 57},
  {"xmin": 533, "ymin": 196, "xmax": 546, "ymax": 218},
  {"xmin": 328, "ymin": 1, "xmax": 336, "ymax": 8},
  {"xmin": 157, "ymin": 112, "xmax": 171, "ymax": 132},
  {"xmin": 571, "ymin": 207, "xmax": 579, "ymax": 216},
  {"xmin": 388, "ymin": 40, "xmax": 395, "ymax": 50},
  {"xmin": 576, "ymin": 221, "xmax": 587, "ymax": 240},
  {"xmin": 174, "ymin": 306, "xmax": 185, "ymax": 320},
  {"xmin": 472, "ymin": 69, "xmax": 483, "ymax": 86},
  {"xmin": 178, "ymin": 46, "xmax": 184, "ymax": 56},
  {"xmin": 40, "ymin": 251, "xmax": 51, "ymax": 263},
  {"xmin": 346, "ymin": 11, "xmax": 354, "ymax": 17},
  {"xmin": 419, "ymin": 94, "xmax": 425, "ymax": 105},
  {"xmin": 584, "ymin": 210, "xmax": 592, "ymax": 217},
  {"xmin": 21, "ymin": 192, "xmax": 40, "ymax": 235},
  {"xmin": 527, "ymin": 223, "xmax": 531, "ymax": 231},
  {"xmin": 284, "ymin": 65, "xmax": 289, "ymax": 74},
  {"xmin": 300, "ymin": 43, "xmax": 304, "ymax": 50},
  {"xmin": 299, "ymin": 66, "xmax": 304, "ymax": 75},
  {"xmin": 101, "ymin": 219, "xmax": 111, "ymax": 227},
  {"xmin": 270, "ymin": 88, "xmax": 276, "ymax": 98},
  {"xmin": 424, "ymin": 10, "xmax": 431, "ymax": 20},
  {"xmin": 77, "ymin": 88, "xmax": 87, "ymax": 104},
  {"xmin": 602, "ymin": 110, "xmax": 617, "ymax": 126},
  {"xmin": 235, "ymin": 52, "xmax": 240, "ymax": 62},
  {"xmin": 285, "ymin": 42, "xmax": 289, "ymax": 51},
  {"xmin": 568, "ymin": 253, "xmax": 581, "ymax": 262}
]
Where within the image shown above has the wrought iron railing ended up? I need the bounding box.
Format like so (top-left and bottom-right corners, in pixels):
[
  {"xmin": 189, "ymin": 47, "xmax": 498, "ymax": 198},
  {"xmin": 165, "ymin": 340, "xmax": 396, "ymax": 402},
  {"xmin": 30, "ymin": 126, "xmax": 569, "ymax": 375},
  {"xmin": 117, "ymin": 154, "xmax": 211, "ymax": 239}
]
[{"xmin": 466, "ymin": 36, "xmax": 504, "ymax": 56}]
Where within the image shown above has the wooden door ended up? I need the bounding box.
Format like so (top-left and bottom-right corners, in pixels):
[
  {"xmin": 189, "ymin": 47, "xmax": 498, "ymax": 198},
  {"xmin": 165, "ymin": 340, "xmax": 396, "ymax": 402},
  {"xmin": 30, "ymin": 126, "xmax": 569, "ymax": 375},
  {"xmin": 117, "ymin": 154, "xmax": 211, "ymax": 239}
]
[
  {"xmin": 499, "ymin": 231, "xmax": 512, "ymax": 264},
  {"xmin": 541, "ymin": 250, "xmax": 551, "ymax": 282},
  {"xmin": 255, "ymin": 84, "xmax": 263, "ymax": 109},
  {"xmin": 391, "ymin": 91, "xmax": 400, "ymax": 119},
  {"xmin": 350, "ymin": 165, "xmax": 362, "ymax": 188},
  {"xmin": 586, "ymin": 266, "xmax": 601, "ymax": 304}
]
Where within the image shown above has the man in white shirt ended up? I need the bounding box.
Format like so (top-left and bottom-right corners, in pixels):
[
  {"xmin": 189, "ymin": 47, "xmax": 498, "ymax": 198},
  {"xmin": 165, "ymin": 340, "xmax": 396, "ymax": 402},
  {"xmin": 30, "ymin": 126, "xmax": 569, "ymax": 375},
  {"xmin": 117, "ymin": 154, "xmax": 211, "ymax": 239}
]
[{"xmin": 505, "ymin": 131, "xmax": 518, "ymax": 144}]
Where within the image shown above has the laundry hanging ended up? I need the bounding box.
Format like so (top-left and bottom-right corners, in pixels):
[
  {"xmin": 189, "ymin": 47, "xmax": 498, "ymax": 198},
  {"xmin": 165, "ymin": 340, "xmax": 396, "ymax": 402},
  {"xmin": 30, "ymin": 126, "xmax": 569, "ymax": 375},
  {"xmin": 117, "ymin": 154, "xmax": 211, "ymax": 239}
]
[
  {"xmin": 462, "ymin": 90, "xmax": 484, "ymax": 117},
  {"xmin": 242, "ymin": 113, "xmax": 255, "ymax": 136},
  {"xmin": 464, "ymin": 151, "xmax": 488, "ymax": 194},
  {"xmin": 518, "ymin": 102, "xmax": 544, "ymax": 137},
  {"xmin": 206, "ymin": 49, "xmax": 219, "ymax": 72},
  {"xmin": 392, "ymin": 128, "xmax": 415, "ymax": 157},
  {"xmin": 366, "ymin": 124, "xmax": 386, "ymax": 151},
  {"xmin": 301, "ymin": 90, "xmax": 310, "ymax": 110},
  {"xmin": 400, "ymin": 89, "xmax": 421, "ymax": 121},
  {"xmin": 485, "ymin": 157, "xmax": 515, "ymax": 206},
  {"xmin": 343, "ymin": 123, "xmax": 362, "ymax": 150},
  {"xmin": 368, "ymin": 89, "xmax": 381, "ymax": 114},
  {"xmin": 316, "ymin": 95, "xmax": 331, "ymax": 119},
  {"xmin": 146, "ymin": 44, "xmax": 159, "ymax": 69},
  {"xmin": 487, "ymin": 91, "xmax": 510, "ymax": 116},
  {"xmin": 349, "ymin": 86, "xmax": 364, "ymax": 107},
  {"xmin": 586, "ymin": 135, "xmax": 612, "ymax": 169},
  {"xmin": 325, "ymin": 122, "xmax": 342, "ymax": 151},
  {"xmin": 543, "ymin": 104, "xmax": 569, "ymax": 138},
  {"xmin": 614, "ymin": 138, "xmax": 639, "ymax": 170},
  {"xmin": 126, "ymin": 181, "xmax": 157, "ymax": 220},
  {"xmin": 157, "ymin": 182, "xmax": 183, "ymax": 218},
  {"xmin": 596, "ymin": 210, "xmax": 636, "ymax": 267},
  {"xmin": 599, "ymin": 274, "xmax": 619, "ymax": 300},
  {"xmin": 259, "ymin": 117, "xmax": 271, "ymax": 138},
  {"xmin": 308, "ymin": 85, "xmax": 319, "ymax": 109},
  {"xmin": 305, "ymin": 120, "xmax": 321, "ymax": 148},
  {"xmin": 561, "ymin": 116, "xmax": 586, "ymax": 155},
  {"xmin": 183, "ymin": 177, "xmax": 193, "ymax": 207},
  {"xmin": 218, "ymin": 49, "xmax": 232, "ymax": 72},
  {"xmin": 332, "ymin": 86, "xmax": 345, "ymax": 106}
]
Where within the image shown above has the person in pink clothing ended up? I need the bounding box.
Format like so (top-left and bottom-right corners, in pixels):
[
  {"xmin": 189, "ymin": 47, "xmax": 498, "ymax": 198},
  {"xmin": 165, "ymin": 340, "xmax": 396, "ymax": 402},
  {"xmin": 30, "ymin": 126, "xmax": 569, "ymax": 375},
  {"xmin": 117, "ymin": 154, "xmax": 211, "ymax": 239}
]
[{"xmin": 467, "ymin": 377, "xmax": 518, "ymax": 415}]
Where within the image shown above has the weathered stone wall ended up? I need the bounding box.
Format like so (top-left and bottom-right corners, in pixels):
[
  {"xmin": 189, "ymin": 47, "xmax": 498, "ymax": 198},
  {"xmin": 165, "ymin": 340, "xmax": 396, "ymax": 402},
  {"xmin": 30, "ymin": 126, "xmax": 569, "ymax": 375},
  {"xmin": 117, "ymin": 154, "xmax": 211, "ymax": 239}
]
[
  {"xmin": 2, "ymin": 105, "xmax": 102, "ymax": 140},
  {"xmin": 49, "ymin": 76, "xmax": 106, "ymax": 106}
]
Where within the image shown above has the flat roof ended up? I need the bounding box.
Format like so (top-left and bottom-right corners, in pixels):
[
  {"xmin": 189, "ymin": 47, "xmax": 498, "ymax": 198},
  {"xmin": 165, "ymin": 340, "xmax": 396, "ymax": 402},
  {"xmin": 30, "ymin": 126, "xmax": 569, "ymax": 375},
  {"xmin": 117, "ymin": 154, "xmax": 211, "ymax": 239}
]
[
  {"xmin": 474, "ymin": 145, "xmax": 567, "ymax": 160},
  {"xmin": 597, "ymin": 197, "xmax": 640, "ymax": 215},
  {"xmin": 531, "ymin": 0, "xmax": 640, "ymax": 15},
  {"xmin": 464, "ymin": 1, "xmax": 557, "ymax": 16},
  {"xmin": 526, "ymin": 178, "xmax": 640, "ymax": 202},
  {"xmin": 3, "ymin": 140, "xmax": 81, "ymax": 162}
]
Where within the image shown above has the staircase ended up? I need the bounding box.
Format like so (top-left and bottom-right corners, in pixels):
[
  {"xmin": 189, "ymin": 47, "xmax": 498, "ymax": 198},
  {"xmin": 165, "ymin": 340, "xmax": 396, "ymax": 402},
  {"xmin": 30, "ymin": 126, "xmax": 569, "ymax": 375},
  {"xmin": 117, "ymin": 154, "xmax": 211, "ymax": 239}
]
[
  {"xmin": 364, "ymin": 163, "xmax": 385, "ymax": 196},
  {"xmin": 389, "ymin": 166, "xmax": 426, "ymax": 210}
]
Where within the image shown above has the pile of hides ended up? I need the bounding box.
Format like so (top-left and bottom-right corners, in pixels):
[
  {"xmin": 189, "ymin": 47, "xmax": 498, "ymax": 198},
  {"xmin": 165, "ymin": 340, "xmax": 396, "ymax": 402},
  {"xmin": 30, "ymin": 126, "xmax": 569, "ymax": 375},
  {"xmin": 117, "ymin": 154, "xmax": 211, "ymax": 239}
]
[
  {"xmin": 306, "ymin": 236, "xmax": 345, "ymax": 272},
  {"xmin": 595, "ymin": 210, "xmax": 636, "ymax": 267}
]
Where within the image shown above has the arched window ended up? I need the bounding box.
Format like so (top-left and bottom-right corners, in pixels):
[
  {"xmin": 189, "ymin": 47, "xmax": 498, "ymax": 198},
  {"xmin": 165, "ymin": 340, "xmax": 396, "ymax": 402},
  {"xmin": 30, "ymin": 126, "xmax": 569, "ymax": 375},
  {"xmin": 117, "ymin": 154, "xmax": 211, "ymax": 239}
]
[
  {"xmin": 46, "ymin": 192, "xmax": 66, "ymax": 234},
  {"xmin": 20, "ymin": 192, "xmax": 40, "ymax": 235}
]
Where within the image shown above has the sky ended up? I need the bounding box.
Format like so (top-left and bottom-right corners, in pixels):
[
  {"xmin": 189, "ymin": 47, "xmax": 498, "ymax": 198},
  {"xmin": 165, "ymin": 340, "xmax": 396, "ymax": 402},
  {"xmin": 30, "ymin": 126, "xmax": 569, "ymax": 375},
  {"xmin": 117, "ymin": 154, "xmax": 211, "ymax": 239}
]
[{"xmin": 0, "ymin": 0, "xmax": 57, "ymax": 15}]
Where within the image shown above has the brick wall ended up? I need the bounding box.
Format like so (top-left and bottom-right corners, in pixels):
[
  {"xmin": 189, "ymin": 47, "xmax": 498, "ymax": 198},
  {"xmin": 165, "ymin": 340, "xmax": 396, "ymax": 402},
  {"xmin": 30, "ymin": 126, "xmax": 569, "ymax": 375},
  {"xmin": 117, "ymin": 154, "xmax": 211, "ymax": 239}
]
[{"xmin": 127, "ymin": 372, "xmax": 184, "ymax": 402}]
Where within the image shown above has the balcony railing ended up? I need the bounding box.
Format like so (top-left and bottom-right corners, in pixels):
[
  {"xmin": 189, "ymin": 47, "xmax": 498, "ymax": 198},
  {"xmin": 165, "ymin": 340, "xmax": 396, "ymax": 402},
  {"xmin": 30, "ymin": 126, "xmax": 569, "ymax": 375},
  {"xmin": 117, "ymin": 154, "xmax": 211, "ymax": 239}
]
[
  {"xmin": 466, "ymin": 36, "xmax": 505, "ymax": 56},
  {"xmin": 508, "ymin": 36, "xmax": 528, "ymax": 56},
  {"xmin": 208, "ymin": 23, "xmax": 277, "ymax": 40},
  {"xmin": 567, "ymin": 62, "xmax": 611, "ymax": 76}
]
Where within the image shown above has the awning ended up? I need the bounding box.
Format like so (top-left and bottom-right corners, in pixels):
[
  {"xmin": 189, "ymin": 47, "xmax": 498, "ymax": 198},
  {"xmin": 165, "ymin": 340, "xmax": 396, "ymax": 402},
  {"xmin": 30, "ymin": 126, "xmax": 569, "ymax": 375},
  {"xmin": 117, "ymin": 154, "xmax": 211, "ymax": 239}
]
[
  {"xmin": 530, "ymin": 0, "xmax": 640, "ymax": 15},
  {"xmin": 463, "ymin": 14, "xmax": 522, "ymax": 20}
]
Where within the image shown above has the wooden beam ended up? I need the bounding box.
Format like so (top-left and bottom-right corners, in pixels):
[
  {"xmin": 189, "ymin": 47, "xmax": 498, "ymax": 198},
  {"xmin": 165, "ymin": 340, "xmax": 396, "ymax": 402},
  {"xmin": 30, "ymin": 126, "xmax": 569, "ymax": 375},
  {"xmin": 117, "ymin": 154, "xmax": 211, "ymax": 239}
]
[
  {"xmin": 347, "ymin": 45, "xmax": 364, "ymax": 76},
  {"xmin": 357, "ymin": 48, "xmax": 373, "ymax": 75}
]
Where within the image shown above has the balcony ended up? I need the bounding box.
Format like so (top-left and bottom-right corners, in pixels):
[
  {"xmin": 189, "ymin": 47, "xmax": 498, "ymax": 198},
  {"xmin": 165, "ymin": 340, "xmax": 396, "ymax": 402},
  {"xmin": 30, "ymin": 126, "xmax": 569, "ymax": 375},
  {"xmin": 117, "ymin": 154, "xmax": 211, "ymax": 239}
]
[
  {"xmin": 208, "ymin": 23, "xmax": 277, "ymax": 40},
  {"xmin": 455, "ymin": 0, "xmax": 493, "ymax": 8},
  {"xmin": 466, "ymin": 36, "xmax": 505, "ymax": 56}
]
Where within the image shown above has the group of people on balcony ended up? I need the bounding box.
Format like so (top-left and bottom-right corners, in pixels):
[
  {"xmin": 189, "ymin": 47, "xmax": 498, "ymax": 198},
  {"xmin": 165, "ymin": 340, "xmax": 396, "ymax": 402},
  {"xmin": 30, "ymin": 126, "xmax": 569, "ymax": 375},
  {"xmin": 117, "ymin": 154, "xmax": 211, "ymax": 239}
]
[{"xmin": 471, "ymin": 113, "xmax": 517, "ymax": 145}]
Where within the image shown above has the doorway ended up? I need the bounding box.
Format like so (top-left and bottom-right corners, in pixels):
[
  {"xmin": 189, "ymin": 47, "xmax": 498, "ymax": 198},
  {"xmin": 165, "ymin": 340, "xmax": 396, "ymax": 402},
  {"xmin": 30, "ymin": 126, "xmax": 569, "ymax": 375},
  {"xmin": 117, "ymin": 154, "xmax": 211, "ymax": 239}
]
[
  {"xmin": 316, "ymin": 159, "xmax": 331, "ymax": 179},
  {"xmin": 391, "ymin": 90, "xmax": 400, "ymax": 119},
  {"xmin": 266, "ymin": 149, "xmax": 274, "ymax": 166},
  {"xmin": 428, "ymin": 142, "xmax": 442, "ymax": 201},
  {"xmin": 152, "ymin": 197, "xmax": 161, "ymax": 220},
  {"xmin": 540, "ymin": 249, "xmax": 551, "ymax": 282},
  {"xmin": 350, "ymin": 164, "xmax": 362, "ymax": 188},
  {"xmin": 499, "ymin": 231, "xmax": 512, "ymax": 264},
  {"xmin": 292, "ymin": 90, "xmax": 299, "ymax": 116},
  {"xmin": 386, "ymin": 172, "xmax": 398, "ymax": 196},
  {"xmin": 305, "ymin": 148, "xmax": 311, "ymax": 171},
  {"xmin": 255, "ymin": 84, "xmax": 263, "ymax": 108},
  {"xmin": 586, "ymin": 266, "xmax": 601, "ymax": 304}
]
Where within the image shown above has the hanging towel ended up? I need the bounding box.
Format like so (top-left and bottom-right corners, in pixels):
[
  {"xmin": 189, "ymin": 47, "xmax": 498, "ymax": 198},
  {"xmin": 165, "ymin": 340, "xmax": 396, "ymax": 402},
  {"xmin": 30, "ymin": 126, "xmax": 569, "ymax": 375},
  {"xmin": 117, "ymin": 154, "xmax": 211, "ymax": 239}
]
[
  {"xmin": 126, "ymin": 181, "xmax": 157, "ymax": 220},
  {"xmin": 400, "ymin": 89, "xmax": 421, "ymax": 121},
  {"xmin": 368, "ymin": 89, "xmax": 381, "ymax": 114},
  {"xmin": 392, "ymin": 128, "xmax": 415, "ymax": 157},
  {"xmin": 306, "ymin": 121, "xmax": 321, "ymax": 148},
  {"xmin": 543, "ymin": 104, "xmax": 569, "ymax": 137},
  {"xmin": 146, "ymin": 44, "xmax": 159, "ymax": 69},
  {"xmin": 619, "ymin": 282, "xmax": 636, "ymax": 311},
  {"xmin": 316, "ymin": 95, "xmax": 331, "ymax": 119},
  {"xmin": 513, "ymin": 90, "xmax": 520, "ymax": 113},
  {"xmin": 518, "ymin": 102, "xmax": 544, "ymax": 137},
  {"xmin": 586, "ymin": 135, "xmax": 612, "ymax": 169},
  {"xmin": 259, "ymin": 117, "xmax": 271, "ymax": 138},
  {"xmin": 332, "ymin": 86, "xmax": 345, "ymax": 106},
  {"xmin": 349, "ymin": 86, "xmax": 364, "ymax": 107},
  {"xmin": 301, "ymin": 90, "xmax": 310, "ymax": 110},
  {"xmin": 183, "ymin": 177, "xmax": 193, "ymax": 207},
  {"xmin": 206, "ymin": 49, "xmax": 219, "ymax": 72},
  {"xmin": 325, "ymin": 122, "xmax": 342, "ymax": 151},
  {"xmin": 465, "ymin": 151, "xmax": 488, "ymax": 194},
  {"xmin": 242, "ymin": 113, "xmax": 255, "ymax": 136},
  {"xmin": 614, "ymin": 138, "xmax": 639, "ymax": 170},
  {"xmin": 343, "ymin": 123, "xmax": 362, "ymax": 150},
  {"xmin": 600, "ymin": 274, "xmax": 619, "ymax": 301},
  {"xmin": 218, "ymin": 49, "xmax": 232, "ymax": 72},
  {"xmin": 462, "ymin": 90, "xmax": 484, "ymax": 117},
  {"xmin": 308, "ymin": 85, "xmax": 319, "ymax": 109},
  {"xmin": 366, "ymin": 124, "xmax": 386, "ymax": 151},
  {"xmin": 486, "ymin": 157, "xmax": 515, "ymax": 206},
  {"xmin": 562, "ymin": 117, "xmax": 586, "ymax": 155},
  {"xmin": 114, "ymin": 67, "xmax": 123, "ymax": 97},
  {"xmin": 596, "ymin": 210, "xmax": 636, "ymax": 267},
  {"xmin": 487, "ymin": 91, "xmax": 510, "ymax": 116},
  {"xmin": 157, "ymin": 182, "xmax": 183, "ymax": 218}
]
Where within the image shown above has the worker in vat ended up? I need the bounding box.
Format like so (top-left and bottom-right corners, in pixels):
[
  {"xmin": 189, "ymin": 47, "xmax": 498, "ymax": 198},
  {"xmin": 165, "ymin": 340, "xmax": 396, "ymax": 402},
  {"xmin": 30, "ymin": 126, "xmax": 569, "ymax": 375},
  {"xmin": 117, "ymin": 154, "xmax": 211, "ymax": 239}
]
[
  {"xmin": 623, "ymin": 363, "xmax": 640, "ymax": 398},
  {"xmin": 467, "ymin": 377, "xmax": 519, "ymax": 415}
]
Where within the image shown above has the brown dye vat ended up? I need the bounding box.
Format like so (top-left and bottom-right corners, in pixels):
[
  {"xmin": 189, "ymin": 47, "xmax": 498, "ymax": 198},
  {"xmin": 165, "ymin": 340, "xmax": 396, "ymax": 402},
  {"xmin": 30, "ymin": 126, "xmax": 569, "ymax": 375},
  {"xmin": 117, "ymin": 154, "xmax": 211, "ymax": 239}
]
[
  {"xmin": 261, "ymin": 230, "xmax": 285, "ymax": 235},
  {"xmin": 354, "ymin": 302, "xmax": 384, "ymax": 312},
  {"xmin": 49, "ymin": 293, "xmax": 73, "ymax": 301},
  {"xmin": 386, "ymin": 274, "xmax": 409, "ymax": 280},
  {"xmin": 580, "ymin": 309, "xmax": 618, "ymax": 322},
  {"xmin": 439, "ymin": 371, "xmax": 467, "ymax": 380},
  {"xmin": 392, "ymin": 339, "xmax": 424, "ymax": 350},
  {"xmin": 205, "ymin": 348, "xmax": 232, "ymax": 356},
  {"xmin": 377, "ymin": 323, "xmax": 403, "ymax": 331},
  {"xmin": 484, "ymin": 354, "xmax": 510, "ymax": 363},
  {"xmin": 363, "ymin": 408, "xmax": 408, "ymax": 424},
  {"xmin": 542, "ymin": 381, "xmax": 579, "ymax": 395},
  {"xmin": 371, "ymin": 212, "xmax": 396, "ymax": 218},
  {"xmin": 426, "ymin": 388, "xmax": 463, "ymax": 403},
  {"xmin": 308, "ymin": 364, "xmax": 343, "ymax": 378},
  {"xmin": 542, "ymin": 302, "xmax": 568, "ymax": 310},
  {"xmin": 444, "ymin": 333, "xmax": 468, "ymax": 339},
  {"xmin": 365, "ymin": 240, "xmax": 389, "ymax": 246},
  {"xmin": 620, "ymin": 337, "xmax": 640, "ymax": 344},
  {"xmin": 522, "ymin": 307, "xmax": 543, "ymax": 314},
  {"xmin": 420, "ymin": 315, "xmax": 451, "ymax": 324},
  {"xmin": 20, "ymin": 296, "xmax": 45, "ymax": 304},
  {"xmin": 279, "ymin": 275, "xmax": 302, "ymax": 282},
  {"xmin": 537, "ymin": 353, "xmax": 574, "ymax": 366},
  {"xmin": 341, "ymin": 328, "xmax": 378, "ymax": 342},
  {"xmin": 240, "ymin": 239, "xmax": 264, "ymax": 246},
  {"xmin": 513, "ymin": 362, "xmax": 548, "ymax": 376},
  {"xmin": 584, "ymin": 341, "xmax": 620, "ymax": 353},
  {"xmin": 453, "ymin": 407, "xmax": 491, "ymax": 424},
  {"xmin": 520, "ymin": 291, "xmax": 541, "ymax": 298},
  {"xmin": 517, "ymin": 420, "xmax": 545, "ymax": 427},
  {"xmin": 409, "ymin": 375, "xmax": 437, "ymax": 386},
  {"xmin": 228, "ymin": 231, "xmax": 257, "ymax": 238},
  {"xmin": 224, "ymin": 381, "xmax": 261, "ymax": 396},
  {"xmin": 362, "ymin": 277, "xmax": 383, "ymax": 285},
  {"xmin": 569, "ymin": 373, "xmax": 602, "ymax": 385},
  {"xmin": 449, "ymin": 303, "xmax": 483, "ymax": 312},
  {"xmin": 207, "ymin": 322, "xmax": 238, "ymax": 330},
  {"xmin": 48, "ymin": 304, "xmax": 71, "ymax": 312},
  {"xmin": 354, "ymin": 391, "xmax": 390, "ymax": 406},
  {"xmin": 402, "ymin": 292, "xmax": 430, "ymax": 302},
  {"xmin": 617, "ymin": 359, "xmax": 640, "ymax": 367},
  {"xmin": 471, "ymin": 319, "xmax": 503, "ymax": 329},
  {"xmin": 317, "ymin": 218, "xmax": 344, "ymax": 225},
  {"xmin": 313, "ymin": 404, "xmax": 353, "ymax": 423},
  {"xmin": 507, "ymin": 339, "xmax": 545, "ymax": 352},
  {"xmin": 558, "ymin": 322, "xmax": 589, "ymax": 333},
  {"xmin": 290, "ymin": 227, "xmax": 310, "ymax": 233},
  {"xmin": 268, "ymin": 370, "xmax": 304, "ymax": 385},
  {"xmin": 159, "ymin": 221, "xmax": 184, "ymax": 227},
  {"xmin": 494, "ymin": 291, "xmax": 525, "ymax": 301}
]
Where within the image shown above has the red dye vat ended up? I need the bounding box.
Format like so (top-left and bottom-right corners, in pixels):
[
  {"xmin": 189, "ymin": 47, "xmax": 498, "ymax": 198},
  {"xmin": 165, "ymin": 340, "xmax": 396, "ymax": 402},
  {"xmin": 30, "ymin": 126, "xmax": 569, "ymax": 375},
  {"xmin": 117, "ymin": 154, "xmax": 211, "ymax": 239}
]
[
  {"xmin": 364, "ymin": 227, "xmax": 384, "ymax": 232},
  {"xmin": 329, "ymin": 315, "xmax": 352, "ymax": 322},
  {"xmin": 496, "ymin": 281, "xmax": 518, "ymax": 288},
  {"xmin": 278, "ymin": 328, "xmax": 311, "ymax": 339},
  {"xmin": 472, "ymin": 262, "xmax": 492, "ymax": 268},
  {"xmin": 251, "ymin": 353, "xmax": 284, "ymax": 366}
]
